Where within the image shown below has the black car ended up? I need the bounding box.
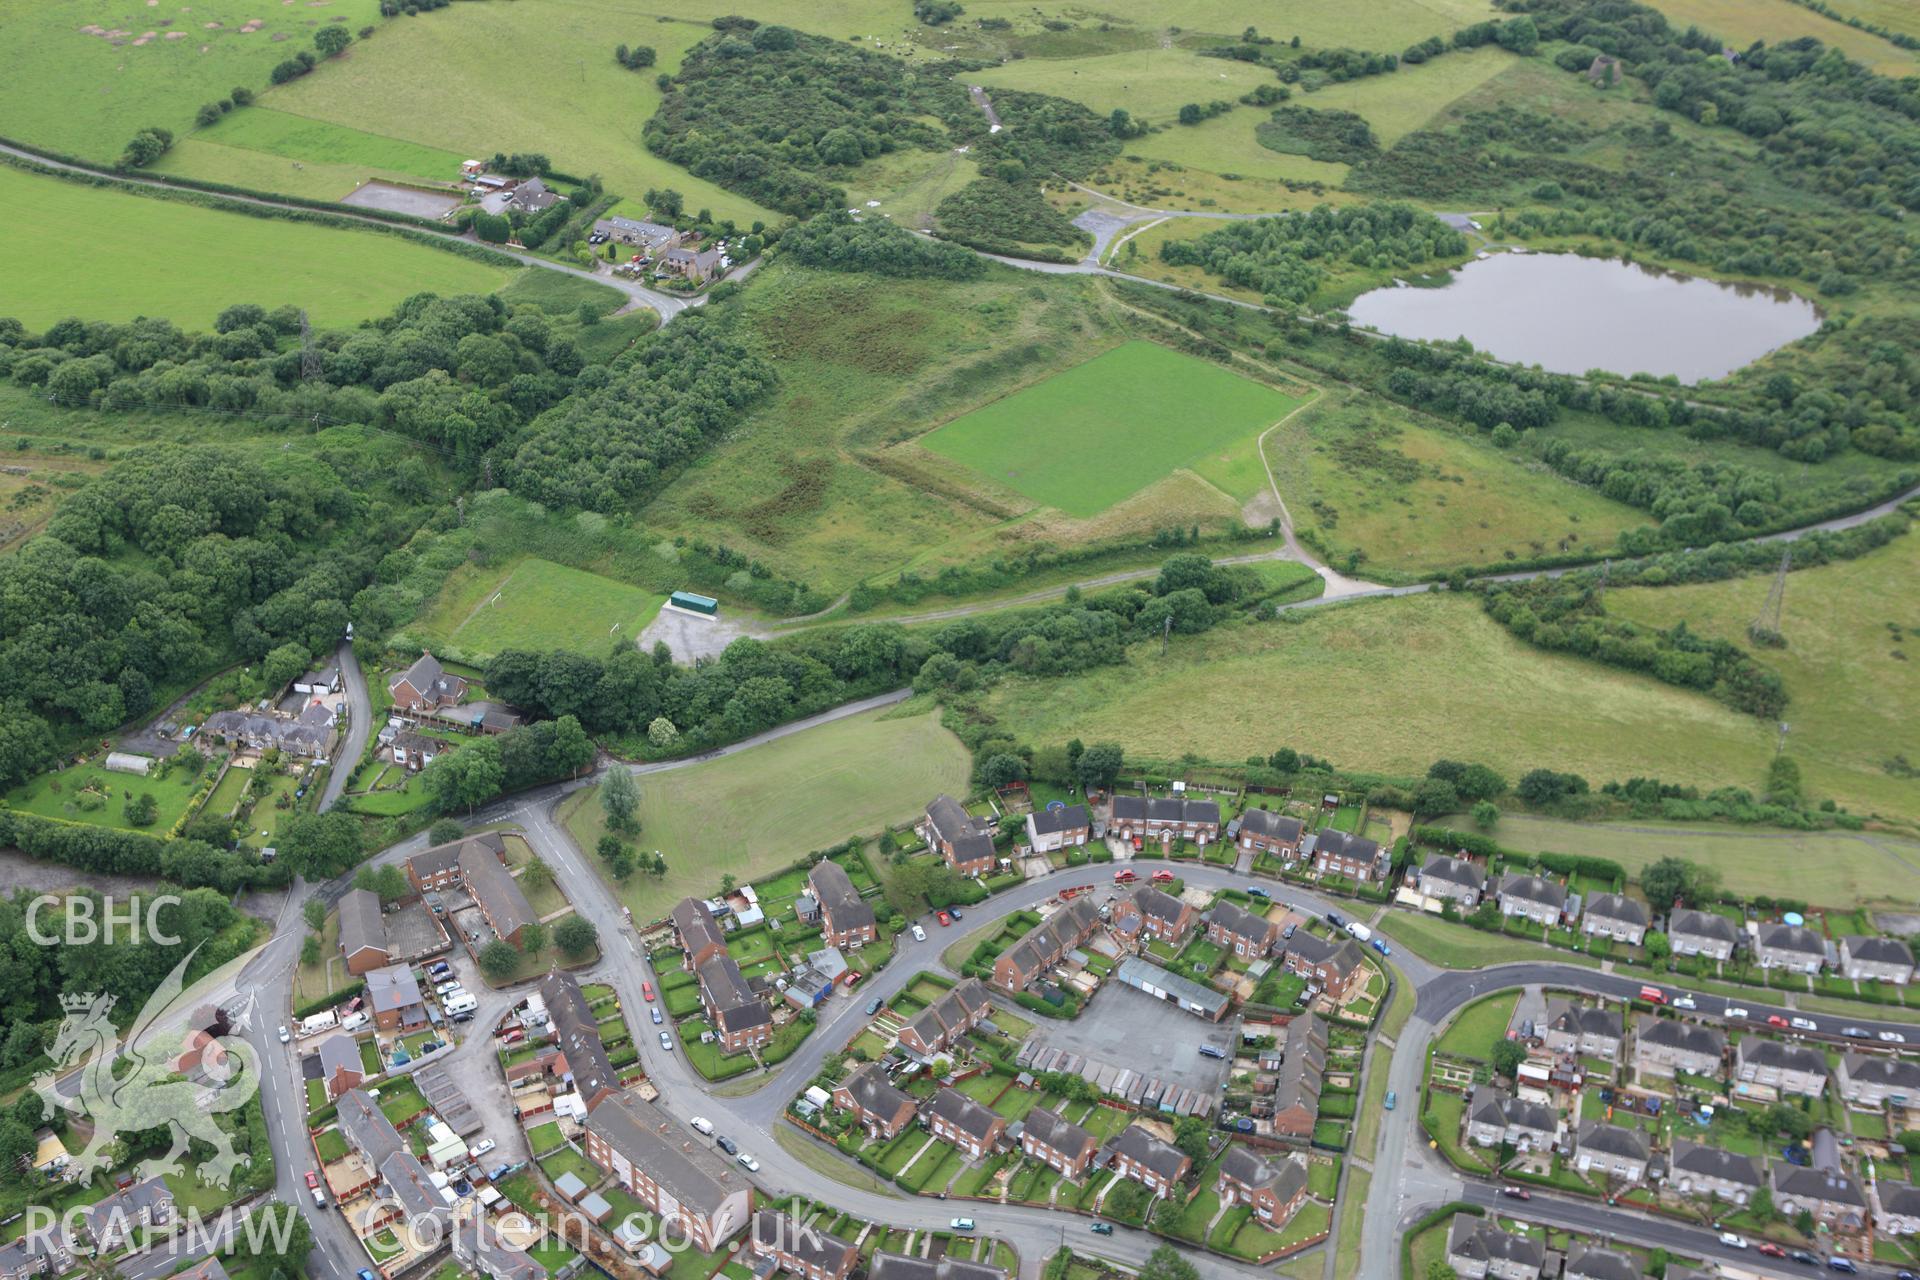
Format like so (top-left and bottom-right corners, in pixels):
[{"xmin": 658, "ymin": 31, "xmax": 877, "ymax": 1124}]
[
  {"xmin": 1790, "ymin": 1252, "xmax": 1819, "ymax": 1266},
  {"xmin": 716, "ymin": 1136, "xmax": 739, "ymax": 1155},
  {"xmin": 1326, "ymin": 911, "xmax": 1344, "ymax": 928}
]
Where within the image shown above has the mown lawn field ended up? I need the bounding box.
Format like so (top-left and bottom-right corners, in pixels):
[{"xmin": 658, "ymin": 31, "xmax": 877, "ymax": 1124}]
[
  {"xmin": 0, "ymin": 165, "xmax": 511, "ymax": 328},
  {"xmin": 562, "ymin": 707, "xmax": 970, "ymax": 925},
  {"xmin": 980, "ymin": 593, "xmax": 1811, "ymax": 810},
  {"xmin": 1607, "ymin": 530, "xmax": 1920, "ymax": 826},
  {"xmin": 924, "ymin": 340, "xmax": 1302, "ymax": 518},
  {"xmin": 161, "ymin": 107, "xmax": 469, "ymax": 193},
  {"xmin": 1262, "ymin": 388, "xmax": 1650, "ymax": 577},
  {"xmin": 1640, "ymin": 0, "xmax": 1916, "ymax": 75},
  {"xmin": 1817, "ymin": 0, "xmax": 1920, "ymax": 40},
  {"xmin": 1458, "ymin": 813, "xmax": 1920, "ymax": 906},
  {"xmin": 1281, "ymin": 43, "xmax": 1518, "ymax": 145},
  {"xmin": 0, "ymin": 0, "xmax": 383, "ymax": 161},
  {"xmin": 966, "ymin": 47, "xmax": 1274, "ymax": 123},
  {"xmin": 1381, "ymin": 914, "xmax": 1601, "ymax": 971},
  {"xmin": 3, "ymin": 757, "xmax": 203, "ymax": 833},
  {"xmin": 250, "ymin": 0, "xmax": 769, "ymax": 225},
  {"xmin": 963, "ymin": 0, "xmax": 1501, "ymax": 48},
  {"xmin": 439, "ymin": 558, "xmax": 664, "ymax": 661}
]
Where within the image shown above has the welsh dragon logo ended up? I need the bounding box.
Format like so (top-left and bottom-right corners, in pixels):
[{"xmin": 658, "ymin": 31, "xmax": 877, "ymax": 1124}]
[{"xmin": 33, "ymin": 947, "xmax": 264, "ymax": 1189}]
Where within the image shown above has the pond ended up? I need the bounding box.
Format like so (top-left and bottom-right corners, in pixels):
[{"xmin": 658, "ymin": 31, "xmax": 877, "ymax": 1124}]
[{"xmin": 1346, "ymin": 252, "xmax": 1821, "ymax": 383}]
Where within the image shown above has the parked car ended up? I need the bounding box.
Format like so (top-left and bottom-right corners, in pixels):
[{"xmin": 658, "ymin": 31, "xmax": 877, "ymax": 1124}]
[
  {"xmin": 428, "ymin": 962, "xmax": 451, "ymax": 978},
  {"xmin": 642, "ymin": 982, "xmax": 656, "ymax": 1002},
  {"xmin": 1198, "ymin": 1044, "xmax": 1226, "ymax": 1060},
  {"xmin": 488, "ymin": 1163, "xmax": 514, "ymax": 1182},
  {"xmin": 1843, "ymin": 1026, "xmax": 1868, "ymax": 1039},
  {"xmin": 950, "ymin": 1218, "xmax": 975, "ymax": 1232},
  {"xmin": 844, "ymin": 971, "xmax": 863, "ymax": 987},
  {"xmin": 1719, "ymin": 1233, "xmax": 1748, "ymax": 1250},
  {"xmin": 716, "ymin": 1136, "xmax": 738, "ymax": 1155},
  {"xmin": 1325, "ymin": 911, "xmax": 1344, "ymax": 928},
  {"xmin": 1725, "ymin": 1006, "xmax": 1749, "ymax": 1020},
  {"xmin": 1246, "ymin": 885, "xmax": 1269, "ymax": 898},
  {"xmin": 1638, "ymin": 985, "xmax": 1666, "ymax": 1005},
  {"xmin": 1673, "ymin": 994, "xmax": 1698, "ymax": 1010},
  {"xmin": 948, "ymin": 910, "xmax": 962, "ymax": 922},
  {"xmin": 1827, "ymin": 1258, "xmax": 1858, "ymax": 1274},
  {"xmin": 1384, "ymin": 1091, "xmax": 1397, "ymax": 1111},
  {"xmin": 1790, "ymin": 1251, "xmax": 1818, "ymax": 1265},
  {"xmin": 736, "ymin": 1153, "xmax": 760, "ymax": 1172},
  {"xmin": 452, "ymin": 1012, "xmax": 473, "ymax": 1023},
  {"xmin": 312, "ymin": 1186, "xmax": 327, "ymax": 1207},
  {"xmin": 651, "ymin": 1007, "xmax": 663, "ymax": 1025},
  {"xmin": 469, "ymin": 1140, "xmax": 496, "ymax": 1160},
  {"xmin": 1880, "ymin": 1030, "xmax": 1908, "ymax": 1044},
  {"xmin": 1282, "ymin": 923, "xmax": 1297, "ymax": 940},
  {"xmin": 659, "ymin": 1031, "xmax": 674, "ymax": 1050},
  {"xmin": 1499, "ymin": 1186, "xmax": 1531, "ymax": 1201},
  {"xmin": 1759, "ymin": 1244, "xmax": 1787, "ymax": 1258},
  {"xmin": 278, "ymin": 1025, "xmax": 290, "ymax": 1043},
  {"xmin": 1791, "ymin": 1016, "xmax": 1819, "ymax": 1032},
  {"xmin": 435, "ymin": 979, "xmax": 463, "ymax": 996},
  {"xmin": 1090, "ymin": 1223, "xmax": 1114, "ymax": 1236},
  {"xmin": 1151, "ymin": 870, "xmax": 1175, "ymax": 883},
  {"xmin": 937, "ymin": 911, "xmax": 952, "ymax": 926},
  {"xmin": 911, "ymin": 925, "xmax": 928, "ymax": 942},
  {"xmin": 306, "ymin": 1171, "xmax": 320, "ymax": 1189},
  {"xmin": 358, "ymin": 1270, "xmax": 376, "ymax": 1280},
  {"xmin": 1371, "ymin": 938, "xmax": 1391, "ymax": 956},
  {"xmin": 865, "ymin": 996, "xmax": 884, "ymax": 1015},
  {"xmin": 1767, "ymin": 1014, "xmax": 1791, "ymax": 1029}
]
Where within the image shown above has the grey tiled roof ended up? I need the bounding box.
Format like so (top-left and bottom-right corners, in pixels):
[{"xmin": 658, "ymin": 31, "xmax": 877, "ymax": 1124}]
[{"xmin": 586, "ymin": 1093, "xmax": 744, "ymax": 1216}]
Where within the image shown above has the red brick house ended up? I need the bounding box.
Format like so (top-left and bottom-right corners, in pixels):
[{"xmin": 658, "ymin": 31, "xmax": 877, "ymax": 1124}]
[
  {"xmin": 923, "ymin": 795, "xmax": 997, "ymax": 877},
  {"xmin": 1268, "ymin": 1014, "xmax": 1326, "ymax": 1139},
  {"xmin": 1207, "ymin": 900, "xmax": 1279, "ymax": 961},
  {"xmin": 895, "ymin": 979, "xmax": 995, "ymax": 1059},
  {"xmin": 583, "ymin": 1095, "xmax": 751, "ymax": 1251},
  {"xmin": 671, "ymin": 897, "xmax": 729, "ymax": 969},
  {"xmin": 990, "ymin": 898, "xmax": 1102, "ymax": 993},
  {"xmin": 1020, "ymin": 1106, "xmax": 1099, "ymax": 1180},
  {"xmin": 833, "ymin": 1063, "xmax": 917, "ymax": 1140},
  {"xmin": 1112, "ymin": 885, "xmax": 1195, "ymax": 947},
  {"xmin": 1217, "ymin": 1147, "xmax": 1310, "ymax": 1228},
  {"xmin": 388, "ymin": 652, "xmax": 467, "ymax": 714},
  {"xmin": 926, "ymin": 1088, "xmax": 1007, "ymax": 1160},
  {"xmin": 316, "ymin": 1035, "xmax": 365, "ymax": 1102},
  {"xmin": 1109, "ymin": 796, "xmax": 1220, "ymax": 848},
  {"xmin": 1101, "ymin": 1124, "xmax": 1191, "ymax": 1197},
  {"xmin": 1237, "ymin": 809, "xmax": 1305, "ymax": 860},
  {"xmin": 749, "ymin": 1211, "xmax": 858, "ymax": 1280},
  {"xmin": 406, "ymin": 832, "xmax": 533, "ymax": 946},
  {"xmin": 1282, "ymin": 933, "xmax": 1366, "ymax": 1001},
  {"xmin": 1310, "ymin": 830, "xmax": 1388, "ymax": 882},
  {"xmin": 337, "ymin": 888, "xmax": 391, "ymax": 975},
  {"xmin": 809, "ymin": 860, "xmax": 876, "ymax": 949},
  {"xmin": 697, "ymin": 955, "xmax": 771, "ymax": 1055}
]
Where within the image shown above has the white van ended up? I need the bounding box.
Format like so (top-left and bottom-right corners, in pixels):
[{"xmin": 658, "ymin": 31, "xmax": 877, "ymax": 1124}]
[
  {"xmin": 911, "ymin": 925, "xmax": 927, "ymax": 942},
  {"xmin": 691, "ymin": 1116, "xmax": 714, "ymax": 1136},
  {"xmin": 1345, "ymin": 922, "xmax": 1372, "ymax": 943},
  {"xmin": 445, "ymin": 993, "xmax": 478, "ymax": 1016}
]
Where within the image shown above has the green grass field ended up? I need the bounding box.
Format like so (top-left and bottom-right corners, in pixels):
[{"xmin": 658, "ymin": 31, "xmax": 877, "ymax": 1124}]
[
  {"xmin": 1641, "ymin": 0, "xmax": 1917, "ymax": 75},
  {"xmin": 437, "ymin": 558, "xmax": 664, "ymax": 661},
  {"xmin": 168, "ymin": 107, "xmax": 469, "ymax": 186},
  {"xmin": 0, "ymin": 164, "xmax": 511, "ymax": 329},
  {"xmin": 1263, "ymin": 388, "xmax": 1650, "ymax": 577},
  {"xmin": 1461, "ymin": 813, "xmax": 1920, "ymax": 906},
  {"xmin": 964, "ymin": 0, "xmax": 1501, "ymax": 48},
  {"xmin": 966, "ymin": 48, "xmax": 1275, "ymax": 124},
  {"xmin": 923, "ymin": 340, "xmax": 1302, "ymax": 518},
  {"xmin": 1607, "ymin": 530, "xmax": 1920, "ymax": 825},
  {"xmin": 1381, "ymin": 913, "xmax": 1601, "ymax": 971},
  {"xmin": 0, "ymin": 0, "xmax": 384, "ymax": 162},
  {"xmin": 1283, "ymin": 44, "xmax": 1517, "ymax": 145},
  {"xmin": 1817, "ymin": 0, "xmax": 1920, "ymax": 40},
  {"xmin": 245, "ymin": 0, "xmax": 770, "ymax": 226},
  {"xmin": 980, "ymin": 593, "xmax": 1821, "ymax": 811},
  {"xmin": 3, "ymin": 757, "xmax": 203, "ymax": 832},
  {"xmin": 561, "ymin": 707, "xmax": 970, "ymax": 925}
]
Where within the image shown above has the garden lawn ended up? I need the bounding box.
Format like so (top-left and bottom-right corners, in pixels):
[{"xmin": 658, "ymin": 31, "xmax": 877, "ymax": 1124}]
[
  {"xmin": 3, "ymin": 756, "xmax": 204, "ymax": 832},
  {"xmin": 564, "ymin": 707, "xmax": 969, "ymax": 926},
  {"xmin": 922, "ymin": 341, "xmax": 1303, "ymax": 518},
  {"xmin": 429, "ymin": 558, "xmax": 665, "ymax": 663},
  {"xmin": 981, "ymin": 593, "xmax": 1796, "ymax": 824},
  {"xmin": 1433, "ymin": 993, "xmax": 1519, "ymax": 1062},
  {"xmin": 1382, "ymin": 913, "xmax": 1602, "ymax": 972},
  {"xmin": 0, "ymin": 165, "xmax": 511, "ymax": 329}
]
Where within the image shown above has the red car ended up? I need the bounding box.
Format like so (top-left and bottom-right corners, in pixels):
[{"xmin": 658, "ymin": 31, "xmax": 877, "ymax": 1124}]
[
  {"xmin": 1758, "ymin": 1244, "xmax": 1787, "ymax": 1258},
  {"xmin": 1113, "ymin": 869, "xmax": 1138, "ymax": 884},
  {"xmin": 1499, "ymin": 1186, "xmax": 1531, "ymax": 1201},
  {"xmin": 305, "ymin": 1171, "xmax": 320, "ymax": 1190},
  {"xmin": 843, "ymin": 971, "xmax": 863, "ymax": 987},
  {"xmin": 642, "ymin": 981, "xmax": 656, "ymax": 1002},
  {"xmin": 1151, "ymin": 870, "xmax": 1175, "ymax": 883},
  {"xmin": 937, "ymin": 911, "xmax": 952, "ymax": 926},
  {"xmin": 1768, "ymin": 1014, "xmax": 1790, "ymax": 1029}
]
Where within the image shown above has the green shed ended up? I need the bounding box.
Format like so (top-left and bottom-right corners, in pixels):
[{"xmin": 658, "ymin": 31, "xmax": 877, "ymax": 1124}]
[{"xmin": 669, "ymin": 590, "xmax": 719, "ymax": 616}]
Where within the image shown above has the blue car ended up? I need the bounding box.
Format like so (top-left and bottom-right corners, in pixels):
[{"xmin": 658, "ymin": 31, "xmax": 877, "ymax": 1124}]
[
  {"xmin": 1371, "ymin": 938, "xmax": 1392, "ymax": 956},
  {"xmin": 1384, "ymin": 1091, "xmax": 1397, "ymax": 1111},
  {"xmin": 359, "ymin": 1271, "xmax": 379, "ymax": 1280}
]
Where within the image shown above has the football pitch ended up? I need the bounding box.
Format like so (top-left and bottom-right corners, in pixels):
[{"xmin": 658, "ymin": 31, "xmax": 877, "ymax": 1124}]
[{"xmin": 921, "ymin": 340, "xmax": 1303, "ymax": 517}]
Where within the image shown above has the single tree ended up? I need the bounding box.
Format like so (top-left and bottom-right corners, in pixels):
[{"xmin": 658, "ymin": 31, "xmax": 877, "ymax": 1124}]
[
  {"xmin": 601, "ymin": 768, "xmax": 640, "ymax": 833},
  {"xmin": 555, "ymin": 915, "xmax": 598, "ymax": 958},
  {"xmin": 479, "ymin": 940, "xmax": 521, "ymax": 980}
]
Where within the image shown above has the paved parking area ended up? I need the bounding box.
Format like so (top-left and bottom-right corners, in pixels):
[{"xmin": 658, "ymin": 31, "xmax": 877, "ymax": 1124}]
[
  {"xmin": 385, "ymin": 901, "xmax": 448, "ymax": 961},
  {"xmin": 1023, "ymin": 982, "xmax": 1235, "ymax": 1096}
]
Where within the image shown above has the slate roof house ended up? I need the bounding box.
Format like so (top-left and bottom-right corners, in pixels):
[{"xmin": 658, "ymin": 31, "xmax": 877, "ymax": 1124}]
[
  {"xmin": 199, "ymin": 707, "xmax": 334, "ymax": 759},
  {"xmin": 925, "ymin": 1088, "xmax": 1007, "ymax": 1160},
  {"xmin": 79, "ymin": 1176, "xmax": 173, "ymax": 1252},
  {"xmin": 316, "ymin": 1033, "xmax": 365, "ymax": 1102},
  {"xmin": 1418, "ymin": 854, "xmax": 1486, "ymax": 908},
  {"xmin": 1270, "ymin": 1014, "xmax": 1327, "ymax": 1139},
  {"xmin": 1238, "ymin": 809, "xmax": 1305, "ymax": 860},
  {"xmin": 1668, "ymin": 909, "xmax": 1739, "ymax": 961},
  {"xmin": 583, "ymin": 1093, "xmax": 752, "ymax": 1251},
  {"xmin": 1542, "ymin": 1000, "xmax": 1623, "ymax": 1059},
  {"xmin": 337, "ymin": 887, "xmax": 390, "ymax": 975},
  {"xmin": 1282, "ymin": 931, "xmax": 1367, "ymax": 1001},
  {"xmin": 1311, "ymin": 830, "xmax": 1387, "ymax": 882},
  {"xmin": 367, "ymin": 962, "xmax": 428, "ymax": 1031},
  {"xmin": 1109, "ymin": 795, "xmax": 1221, "ymax": 847},
  {"xmin": 868, "ymin": 1255, "xmax": 1006, "ymax": 1280},
  {"xmin": 896, "ymin": 979, "xmax": 995, "ymax": 1059},
  {"xmin": 1565, "ymin": 1243, "xmax": 1642, "ymax": 1280},
  {"xmin": 1495, "ymin": 874, "xmax": 1567, "ymax": 926},
  {"xmin": 1446, "ymin": 1212, "xmax": 1546, "ymax": 1280},
  {"xmin": 1582, "ymin": 894, "xmax": 1649, "ymax": 945},
  {"xmin": 593, "ymin": 216, "xmax": 683, "ymax": 250},
  {"xmin": 1464, "ymin": 1086, "xmax": 1557, "ymax": 1151},
  {"xmin": 833, "ymin": 1063, "xmax": 917, "ymax": 1140},
  {"xmin": 1573, "ymin": 1120, "xmax": 1650, "ymax": 1182},
  {"xmin": 924, "ymin": 795, "xmax": 997, "ymax": 877},
  {"xmin": 671, "ymin": 897, "xmax": 729, "ymax": 969},
  {"xmin": 1633, "ymin": 1015, "xmax": 1724, "ymax": 1080},
  {"xmin": 1206, "ymin": 899, "xmax": 1279, "ymax": 961},
  {"xmin": 1878, "ymin": 1182, "xmax": 1920, "ymax": 1236},
  {"xmin": 1837, "ymin": 1052, "xmax": 1920, "ymax": 1107},
  {"xmin": 1215, "ymin": 1148, "xmax": 1309, "ymax": 1228},
  {"xmin": 1113, "ymin": 885, "xmax": 1195, "ymax": 946},
  {"xmin": 1668, "ymin": 1140, "xmax": 1763, "ymax": 1205},
  {"xmin": 1756, "ymin": 923, "xmax": 1828, "ymax": 974},
  {"xmin": 1101, "ymin": 1123, "xmax": 1191, "ymax": 1196},
  {"xmin": 1025, "ymin": 804, "xmax": 1091, "ymax": 853},
  {"xmin": 1734, "ymin": 1038, "xmax": 1828, "ymax": 1099},
  {"xmin": 1839, "ymin": 935, "xmax": 1915, "ymax": 985},
  {"xmin": 748, "ymin": 1211, "xmax": 859, "ymax": 1280},
  {"xmin": 1021, "ymin": 1106, "xmax": 1099, "ymax": 1180},
  {"xmin": 990, "ymin": 898, "xmax": 1101, "ymax": 993},
  {"xmin": 406, "ymin": 832, "xmax": 534, "ymax": 946},
  {"xmin": 697, "ymin": 955, "xmax": 772, "ymax": 1055},
  {"xmin": 809, "ymin": 860, "xmax": 875, "ymax": 949},
  {"xmin": 544, "ymin": 970, "xmax": 622, "ymax": 1110},
  {"xmin": 1771, "ymin": 1161, "xmax": 1866, "ymax": 1231},
  {"xmin": 389, "ymin": 652, "xmax": 468, "ymax": 714}
]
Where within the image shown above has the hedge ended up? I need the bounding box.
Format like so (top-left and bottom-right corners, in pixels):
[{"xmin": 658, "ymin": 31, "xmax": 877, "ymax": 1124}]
[
  {"xmin": 1400, "ymin": 1202, "xmax": 1482, "ymax": 1279},
  {"xmin": 0, "ymin": 808, "xmax": 281, "ymax": 894},
  {"xmin": 294, "ymin": 980, "xmax": 366, "ymax": 1020}
]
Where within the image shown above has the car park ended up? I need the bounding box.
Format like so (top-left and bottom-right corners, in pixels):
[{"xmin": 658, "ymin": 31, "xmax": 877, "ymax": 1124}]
[
  {"xmin": 1791, "ymin": 1016, "xmax": 1818, "ymax": 1032},
  {"xmin": 659, "ymin": 1031, "xmax": 674, "ymax": 1050},
  {"xmin": 651, "ymin": 1007, "xmax": 663, "ymax": 1025}
]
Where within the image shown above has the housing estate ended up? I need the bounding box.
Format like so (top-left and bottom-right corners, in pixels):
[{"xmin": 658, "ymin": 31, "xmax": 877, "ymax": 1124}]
[
  {"xmin": 1021, "ymin": 1106, "xmax": 1100, "ymax": 1179},
  {"xmin": 1418, "ymin": 854, "xmax": 1486, "ymax": 908},
  {"xmin": 1446, "ymin": 1212, "xmax": 1546, "ymax": 1280},
  {"xmin": 1837, "ymin": 1052, "xmax": 1920, "ymax": 1107},
  {"xmin": 1025, "ymin": 804, "xmax": 1090, "ymax": 853},
  {"xmin": 749, "ymin": 1211, "xmax": 859, "ymax": 1280},
  {"xmin": 1755, "ymin": 923, "xmax": 1828, "ymax": 973},
  {"xmin": 1581, "ymin": 894, "xmax": 1649, "ymax": 945},
  {"xmin": 895, "ymin": 979, "xmax": 995, "ymax": 1059},
  {"xmin": 1109, "ymin": 796, "xmax": 1221, "ymax": 847},
  {"xmin": 1542, "ymin": 1001, "xmax": 1623, "ymax": 1059},
  {"xmin": 1310, "ymin": 830, "xmax": 1387, "ymax": 881},
  {"xmin": 925, "ymin": 1087, "xmax": 1007, "ymax": 1159},
  {"xmin": 1495, "ymin": 874, "xmax": 1566, "ymax": 926},
  {"xmin": 923, "ymin": 795, "xmax": 997, "ymax": 877},
  {"xmin": 1667, "ymin": 1140, "xmax": 1763, "ymax": 1205},
  {"xmin": 1464, "ymin": 1086, "xmax": 1557, "ymax": 1151},
  {"xmin": 1572, "ymin": 1120, "xmax": 1650, "ymax": 1182},
  {"xmin": 78, "ymin": 1176, "xmax": 172, "ymax": 1253},
  {"xmin": 583, "ymin": 1093, "xmax": 751, "ymax": 1250},
  {"xmin": 407, "ymin": 832, "xmax": 534, "ymax": 946},
  {"xmin": 808, "ymin": 860, "xmax": 875, "ymax": 949},
  {"xmin": 1237, "ymin": 809, "xmax": 1304, "ymax": 859},
  {"xmin": 1632, "ymin": 1016, "xmax": 1725, "ymax": 1080},
  {"xmin": 1282, "ymin": 932, "xmax": 1366, "ymax": 1001},
  {"xmin": 1215, "ymin": 1148, "xmax": 1309, "ymax": 1228},
  {"xmin": 1101, "ymin": 1123, "xmax": 1191, "ymax": 1196},
  {"xmin": 367, "ymin": 962, "xmax": 428, "ymax": 1031},
  {"xmin": 543, "ymin": 970, "xmax": 622, "ymax": 1110},
  {"xmin": 1267, "ymin": 1014, "xmax": 1326, "ymax": 1139},
  {"xmin": 1734, "ymin": 1038, "xmax": 1828, "ymax": 1099},
  {"xmin": 990, "ymin": 898, "xmax": 1101, "ymax": 992},
  {"xmin": 337, "ymin": 887, "xmax": 391, "ymax": 975},
  {"xmin": 1113, "ymin": 885, "xmax": 1194, "ymax": 945},
  {"xmin": 1840, "ymin": 936, "xmax": 1915, "ymax": 985},
  {"xmin": 200, "ymin": 703, "xmax": 337, "ymax": 759},
  {"xmin": 833, "ymin": 1063, "xmax": 918, "ymax": 1140},
  {"xmin": 1668, "ymin": 910, "xmax": 1739, "ymax": 961},
  {"xmin": 697, "ymin": 954, "xmax": 772, "ymax": 1055},
  {"xmin": 1206, "ymin": 899, "xmax": 1279, "ymax": 960},
  {"xmin": 671, "ymin": 897, "xmax": 729, "ymax": 968}
]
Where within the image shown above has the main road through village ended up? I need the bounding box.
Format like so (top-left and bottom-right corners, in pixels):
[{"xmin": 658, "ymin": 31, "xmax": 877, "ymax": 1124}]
[{"xmin": 181, "ymin": 669, "xmax": 1920, "ymax": 1280}]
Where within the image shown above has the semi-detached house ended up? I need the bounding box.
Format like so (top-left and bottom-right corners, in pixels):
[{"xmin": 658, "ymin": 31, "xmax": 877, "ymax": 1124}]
[
  {"xmin": 1668, "ymin": 909, "xmax": 1739, "ymax": 961},
  {"xmin": 1311, "ymin": 829, "xmax": 1387, "ymax": 882},
  {"xmin": 896, "ymin": 979, "xmax": 995, "ymax": 1058},
  {"xmin": 991, "ymin": 898, "xmax": 1101, "ymax": 993},
  {"xmin": 1464, "ymin": 1086, "xmax": 1557, "ymax": 1151},
  {"xmin": 1215, "ymin": 1147, "xmax": 1309, "ymax": 1228},
  {"xmin": 1101, "ymin": 1123, "xmax": 1191, "ymax": 1196},
  {"xmin": 1755, "ymin": 923, "xmax": 1828, "ymax": 973},
  {"xmin": 1446, "ymin": 1213, "xmax": 1546, "ymax": 1280},
  {"xmin": 749, "ymin": 1211, "xmax": 859, "ymax": 1280},
  {"xmin": 1237, "ymin": 809, "xmax": 1304, "ymax": 860},
  {"xmin": 1418, "ymin": 854, "xmax": 1486, "ymax": 908},
  {"xmin": 924, "ymin": 795, "xmax": 997, "ymax": 877},
  {"xmin": 808, "ymin": 860, "xmax": 875, "ymax": 949},
  {"xmin": 1633, "ymin": 1015, "xmax": 1725, "ymax": 1080},
  {"xmin": 1282, "ymin": 931, "xmax": 1366, "ymax": 1001},
  {"xmin": 1114, "ymin": 885, "xmax": 1195, "ymax": 946},
  {"xmin": 671, "ymin": 897, "xmax": 729, "ymax": 969},
  {"xmin": 1581, "ymin": 894, "xmax": 1649, "ymax": 945},
  {"xmin": 1021, "ymin": 1106, "xmax": 1099, "ymax": 1180},
  {"xmin": 1495, "ymin": 873, "xmax": 1566, "ymax": 926},
  {"xmin": 1839, "ymin": 936, "xmax": 1915, "ymax": 985},
  {"xmin": 833, "ymin": 1063, "xmax": 917, "ymax": 1140},
  {"xmin": 697, "ymin": 954, "xmax": 771, "ymax": 1055},
  {"xmin": 925, "ymin": 1088, "xmax": 1006, "ymax": 1160},
  {"xmin": 1207, "ymin": 899, "xmax": 1279, "ymax": 960},
  {"xmin": 1668, "ymin": 1139, "xmax": 1763, "ymax": 1205},
  {"xmin": 1542, "ymin": 1000, "xmax": 1622, "ymax": 1059},
  {"xmin": 1573, "ymin": 1120, "xmax": 1649, "ymax": 1182},
  {"xmin": 1025, "ymin": 804, "xmax": 1090, "ymax": 853},
  {"xmin": 1837, "ymin": 1052, "xmax": 1920, "ymax": 1107},
  {"xmin": 1734, "ymin": 1037, "xmax": 1828, "ymax": 1098},
  {"xmin": 1110, "ymin": 796, "xmax": 1220, "ymax": 848}
]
